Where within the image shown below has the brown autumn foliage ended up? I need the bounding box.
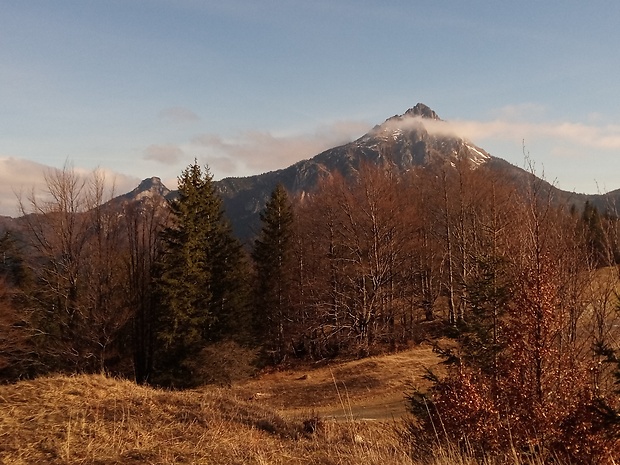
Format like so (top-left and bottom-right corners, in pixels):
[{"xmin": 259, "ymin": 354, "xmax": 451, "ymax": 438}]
[
  {"xmin": 252, "ymin": 160, "xmax": 620, "ymax": 463},
  {"xmin": 407, "ymin": 167, "xmax": 620, "ymax": 464},
  {"xmin": 289, "ymin": 164, "xmax": 436, "ymax": 359}
]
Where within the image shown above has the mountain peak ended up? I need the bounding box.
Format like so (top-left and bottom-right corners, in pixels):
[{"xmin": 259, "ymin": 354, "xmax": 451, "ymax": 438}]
[
  {"xmin": 380, "ymin": 103, "xmax": 442, "ymax": 127},
  {"xmin": 404, "ymin": 103, "xmax": 441, "ymax": 120},
  {"xmin": 120, "ymin": 176, "xmax": 171, "ymax": 202},
  {"xmin": 137, "ymin": 176, "xmax": 165, "ymax": 191}
]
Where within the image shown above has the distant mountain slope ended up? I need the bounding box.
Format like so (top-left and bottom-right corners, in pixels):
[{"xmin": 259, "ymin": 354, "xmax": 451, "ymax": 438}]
[{"xmin": 485, "ymin": 156, "xmax": 620, "ymax": 213}]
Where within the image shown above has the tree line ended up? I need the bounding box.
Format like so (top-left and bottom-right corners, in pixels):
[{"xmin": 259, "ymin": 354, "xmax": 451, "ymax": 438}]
[{"xmin": 0, "ymin": 157, "xmax": 619, "ymax": 460}]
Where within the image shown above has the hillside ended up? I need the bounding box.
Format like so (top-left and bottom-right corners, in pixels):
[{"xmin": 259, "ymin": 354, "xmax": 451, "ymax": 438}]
[
  {"xmin": 229, "ymin": 344, "xmax": 443, "ymax": 421},
  {"xmin": 0, "ymin": 347, "xmax": 446, "ymax": 465}
]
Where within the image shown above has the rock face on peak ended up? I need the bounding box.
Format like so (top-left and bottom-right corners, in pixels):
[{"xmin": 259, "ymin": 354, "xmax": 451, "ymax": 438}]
[
  {"xmin": 404, "ymin": 103, "xmax": 441, "ymax": 120},
  {"xmin": 119, "ymin": 176, "xmax": 172, "ymax": 203},
  {"xmin": 382, "ymin": 103, "xmax": 441, "ymax": 126},
  {"xmin": 107, "ymin": 176, "xmax": 175, "ymax": 215},
  {"xmin": 135, "ymin": 177, "xmax": 170, "ymax": 197}
]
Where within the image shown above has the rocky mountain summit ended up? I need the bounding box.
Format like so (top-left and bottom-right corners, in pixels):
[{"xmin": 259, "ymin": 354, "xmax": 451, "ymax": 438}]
[{"xmin": 117, "ymin": 177, "xmax": 173, "ymax": 203}]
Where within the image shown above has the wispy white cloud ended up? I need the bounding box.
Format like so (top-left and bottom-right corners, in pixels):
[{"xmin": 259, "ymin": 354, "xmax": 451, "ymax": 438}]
[
  {"xmin": 201, "ymin": 155, "xmax": 239, "ymax": 176},
  {"xmin": 172, "ymin": 113, "xmax": 620, "ymax": 181},
  {"xmin": 191, "ymin": 120, "xmax": 370, "ymax": 176},
  {"xmin": 0, "ymin": 157, "xmax": 139, "ymax": 217},
  {"xmin": 0, "ymin": 158, "xmax": 48, "ymax": 217},
  {"xmin": 143, "ymin": 144, "xmax": 185, "ymax": 164},
  {"xmin": 158, "ymin": 106, "xmax": 200, "ymax": 123},
  {"xmin": 140, "ymin": 111, "xmax": 620, "ymax": 192},
  {"xmin": 379, "ymin": 114, "xmax": 620, "ymax": 155},
  {"xmin": 445, "ymin": 119, "xmax": 620, "ymax": 152}
]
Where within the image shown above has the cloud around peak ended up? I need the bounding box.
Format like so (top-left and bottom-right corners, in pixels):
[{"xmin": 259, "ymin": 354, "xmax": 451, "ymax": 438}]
[
  {"xmin": 143, "ymin": 144, "xmax": 185, "ymax": 164},
  {"xmin": 381, "ymin": 108, "xmax": 620, "ymax": 155},
  {"xmin": 0, "ymin": 157, "xmax": 139, "ymax": 217},
  {"xmin": 142, "ymin": 105, "xmax": 620, "ymax": 195},
  {"xmin": 191, "ymin": 120, "xmax": 371, "ymax": 177}
]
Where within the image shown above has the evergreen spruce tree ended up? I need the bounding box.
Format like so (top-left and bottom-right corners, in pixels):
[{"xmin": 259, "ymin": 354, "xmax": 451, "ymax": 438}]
[
  {"xmin": 153, "ymin": 161, "xmax": 247, "ymax": 386},
  {"xmin": 251, "ymin": 184, "xmax": 294, "ymax": 362}
]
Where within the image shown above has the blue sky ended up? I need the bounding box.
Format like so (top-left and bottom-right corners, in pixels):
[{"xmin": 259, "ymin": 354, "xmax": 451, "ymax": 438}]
[{"xmin": 1, "ymin": 0, "xmax": 620, "ymax": 216}]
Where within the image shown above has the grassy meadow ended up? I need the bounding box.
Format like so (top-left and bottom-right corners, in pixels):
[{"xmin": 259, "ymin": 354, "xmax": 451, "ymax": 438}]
[{"xmin": 0, "ymin": 345, "xmax": 593, "ymax": 465}]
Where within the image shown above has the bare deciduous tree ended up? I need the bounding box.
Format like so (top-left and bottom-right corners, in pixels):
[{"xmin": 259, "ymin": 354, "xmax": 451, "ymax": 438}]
[{"xmin": 18, "ymin": 164, "xmax": 130, "ymax": 372}]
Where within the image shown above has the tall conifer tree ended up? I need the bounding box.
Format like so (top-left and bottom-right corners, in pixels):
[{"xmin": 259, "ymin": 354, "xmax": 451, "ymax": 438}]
[
  {"xmin": 252, "ymin": 184, "xmax": 294, "ymax": 362},
  {"xmin": 153, "ymin": 161, "xmax": 247, "ymax": 386}
]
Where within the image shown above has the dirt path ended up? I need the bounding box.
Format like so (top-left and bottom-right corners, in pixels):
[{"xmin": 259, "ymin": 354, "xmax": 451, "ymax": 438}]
[
  {"xmin": 230, "ymin": 345, "xmax": 443, "ymax": 421},
  {"xmin": 317, "ymin": 392, "xmax": 409, "ymax": 421}
]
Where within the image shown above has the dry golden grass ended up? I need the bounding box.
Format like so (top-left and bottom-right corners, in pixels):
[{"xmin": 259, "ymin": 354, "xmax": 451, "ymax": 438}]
[
  {"xmin": 0, "ymin": 345, "xmax": 579, "ymax": 465},
  {"xmin": 0, "ymin": 372, "xmax": 417, "ymax": 464}
]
